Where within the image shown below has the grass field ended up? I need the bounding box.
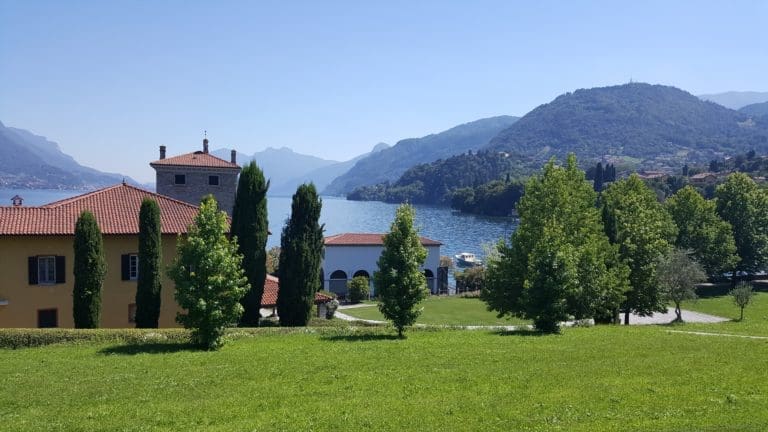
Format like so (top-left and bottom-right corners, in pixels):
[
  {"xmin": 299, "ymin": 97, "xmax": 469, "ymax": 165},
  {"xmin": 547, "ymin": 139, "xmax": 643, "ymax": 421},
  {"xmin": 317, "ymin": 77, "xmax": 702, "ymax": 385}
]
[
  {"xmin": 2, "ymin": 324, "xmax": 768, "ymax": 430},
  {"xmin": 341, "ymin": 296, "xmax": 529, "ymax": 326},
  {"xmin": 677, "ymin": 291, "xmax": 768, "ymax": 337}
]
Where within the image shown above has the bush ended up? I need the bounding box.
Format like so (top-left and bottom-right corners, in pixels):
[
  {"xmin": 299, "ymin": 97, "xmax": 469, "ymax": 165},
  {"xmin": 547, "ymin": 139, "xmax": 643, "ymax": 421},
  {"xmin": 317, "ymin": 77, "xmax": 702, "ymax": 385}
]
[
  {"xmin": 0, "ymin": 328, "xmax": 191, "ymax": 349},
  {"xmin": 347, "ymin": 276, "xmax": 370, "ymax": 303}
]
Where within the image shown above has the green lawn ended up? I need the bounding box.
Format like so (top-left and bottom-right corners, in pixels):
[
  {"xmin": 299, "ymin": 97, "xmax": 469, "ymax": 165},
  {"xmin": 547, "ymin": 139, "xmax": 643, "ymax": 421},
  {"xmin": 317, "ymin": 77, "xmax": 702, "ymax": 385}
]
[
  {"xmin": 678, "ymin": 291, "xmax": 768, "ymax": 337},
  {"xmin": 2, "ymin": 324, "xmax": 768, "ymax": 431},
  {"xmin": 341, "ymin": 296, "xmax": 529, "ymax": 326}
]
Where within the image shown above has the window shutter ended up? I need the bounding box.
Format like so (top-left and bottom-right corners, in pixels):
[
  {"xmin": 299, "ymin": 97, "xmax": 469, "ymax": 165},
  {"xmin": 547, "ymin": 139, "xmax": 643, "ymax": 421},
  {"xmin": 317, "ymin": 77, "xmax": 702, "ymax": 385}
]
[
  {"xmin": 56, "ymin": 256, "xmax": 67, "ymax": 283},
  {"xmin": 55, "ymin": 256, "xmax": 65, "ymax": 284},
  {"xmin": 121, "ymin": 254, "xmax": 130, "ymax": 281},
  {"xmin": 28, "ymin": 257, "xmax": 39, "ymax": 285}
]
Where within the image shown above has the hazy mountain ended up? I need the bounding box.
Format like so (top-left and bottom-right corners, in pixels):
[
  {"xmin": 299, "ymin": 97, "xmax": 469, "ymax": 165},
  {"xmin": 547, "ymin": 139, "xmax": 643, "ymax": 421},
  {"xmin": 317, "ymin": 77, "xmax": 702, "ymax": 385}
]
[
  {"xmin": 212, "ymin": 145, "xmax": 389, "ymax": 195},
  {"xmin": 487, "ymin": 83, "xmax": 768, "ymax": 168},
  {"xmin": 323, "ymin": 116, "xmax": 519, "ymax": 195},
  {"xmin": 740, "ymin": 101, "xmax": 768, "ymax": 117},
  {"xmin": 698, "ymin": 91, "xmax": 768, "ymax": 110},
  {"xmin": 0, "ymin": 121, "xmax": 137, "ymax": 190}
]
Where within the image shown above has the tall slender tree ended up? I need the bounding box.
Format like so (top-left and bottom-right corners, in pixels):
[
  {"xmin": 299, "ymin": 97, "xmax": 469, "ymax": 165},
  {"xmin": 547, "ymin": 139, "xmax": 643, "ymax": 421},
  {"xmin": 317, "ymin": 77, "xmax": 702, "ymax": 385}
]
[
  {"xmin": 374, "ymin": 204, "xmax": 429, "ymax": 337},
  {"xmin": 135, "ymin": 198, "xmax": 162, "ymax": 328},
  {"xmin": 231, "ymin": 161, "xmax": 270, "ymax": 326},
  {"xmin": 602, "ymin": 174, "xmax": 677, "ymax": 324},
  {"xmin": 593, "ymin": 162, "xmax": 604, "ymax": 192},
  {"xmin": 73, "ymin": 211, "xmax": 106, "ymax": 328},
  {"xmin": 277, "ymin": 183, "xmax": 324, "ymax": 326}
]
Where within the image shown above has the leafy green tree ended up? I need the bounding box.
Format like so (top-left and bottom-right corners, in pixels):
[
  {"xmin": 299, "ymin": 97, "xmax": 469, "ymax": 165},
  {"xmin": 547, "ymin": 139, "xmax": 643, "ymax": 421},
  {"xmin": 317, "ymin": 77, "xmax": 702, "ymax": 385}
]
[
  {"xmin": 135, "ymin": 198, "xmax": 162, "ymax": 328},
  {"xmin": 716, "ymin": 173, "xmax": 768, "ymax": 278},
  {"xmin": 656, "ymin": 249, "xmax": 706, "ymax": 322},
  {"xmin": 665, "ymin": 186, "xmax": 738, "ymax": 276},
  {"xmin": 169, "ymin": 196, "xmax": 249, "ymax": 350},
  {"xmin": 231, "ymin": 161, "xmax": 270, "ymax": 327},
  {"xmin": 482, "ymin": 155, "xmax": 629, "ymax": 332},
  {"xmin": 730, "ymin": 282, "xmax": 754, "ymax": 321},
  {"xmin": 602, "ymin": 174, "xmax": 677, "ymax": 324},
  {"xmin": 266, "ymin": 246, "xmax": 280, "ymax": 275},
  {"xmin": 374, "ymin": 204, "xmax": 429, "ymax": 337},
  {"xmin": 277, "ymin": 184, "xmax": 324, "ymax": 326},
  {"xmin": 73, "ymin": 211, "xmax": 106, "ymax": 328},
  {"xmin": 347, "ymin": 276, "xmax": 370, "ymax": 303}
]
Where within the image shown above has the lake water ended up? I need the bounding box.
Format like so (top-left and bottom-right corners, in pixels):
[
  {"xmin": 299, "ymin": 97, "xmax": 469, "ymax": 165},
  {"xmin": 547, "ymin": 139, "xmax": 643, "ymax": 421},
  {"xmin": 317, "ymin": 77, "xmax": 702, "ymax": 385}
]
[{"xmin": 1, "ymin": 189, "xmax": 517, "ymax": 262}]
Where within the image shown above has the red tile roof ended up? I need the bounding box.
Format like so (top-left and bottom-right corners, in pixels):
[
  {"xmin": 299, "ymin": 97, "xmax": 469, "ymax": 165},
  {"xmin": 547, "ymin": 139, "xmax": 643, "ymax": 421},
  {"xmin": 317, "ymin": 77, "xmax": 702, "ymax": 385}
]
[
  {"xmin": 260, "ymin": 275, "xmax": 333, "ymax": 307},
  {"xmin": 324, "ymin": 232, "xmax": 442, "ymax": 246},
  {"xmin": 0, "ymin": 183, "xmax": 201, "ymax": 235},
  {"xmin": 150, "ymin": 151, "xmax": 240, "ymax": 169}
]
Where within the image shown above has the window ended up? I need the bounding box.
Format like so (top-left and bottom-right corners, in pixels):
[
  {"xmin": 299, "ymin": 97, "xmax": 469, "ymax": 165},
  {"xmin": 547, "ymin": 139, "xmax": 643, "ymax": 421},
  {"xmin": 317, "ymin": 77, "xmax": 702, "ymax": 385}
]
[
  {"xmin": 208, "ymin": 175, "xmax": 219, "ymax": 186},
  {"xmin": 174, "ymin": 174, "xmax": 186, "ymax": 185},
  {"xmin": 128, "ymin": 303, "xmax": 137, "ymax": 323},
  {"xmin": 129, "ymin": 254, "xmax": 139, "ymax": 280},
  {"xmin": 37, "ymin": 309, "xmax": 58, "ymax": 328},
  {"xmin": 38, "ymin": 256, "xmax": 56, "ymax": 284}
]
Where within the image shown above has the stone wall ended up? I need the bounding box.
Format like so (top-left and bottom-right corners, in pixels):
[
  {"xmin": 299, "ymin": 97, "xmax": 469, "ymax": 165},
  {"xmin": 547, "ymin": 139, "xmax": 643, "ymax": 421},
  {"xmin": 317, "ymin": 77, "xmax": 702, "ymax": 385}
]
[{"xmin": 155, "ymin": 166, "xmax": 239, "ymax": 215}]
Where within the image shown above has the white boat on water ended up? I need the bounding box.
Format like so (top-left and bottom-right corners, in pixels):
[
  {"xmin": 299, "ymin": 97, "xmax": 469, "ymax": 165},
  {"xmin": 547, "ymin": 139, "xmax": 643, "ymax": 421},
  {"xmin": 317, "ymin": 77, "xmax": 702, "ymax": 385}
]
[{"xmin": 455, "ymin": 252, "xmax": 482, "ymax": 267}]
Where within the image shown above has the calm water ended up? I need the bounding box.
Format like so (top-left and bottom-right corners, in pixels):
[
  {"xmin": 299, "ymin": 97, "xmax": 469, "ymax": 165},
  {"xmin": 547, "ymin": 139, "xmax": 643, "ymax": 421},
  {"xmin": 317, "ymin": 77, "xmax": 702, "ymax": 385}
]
[{"xmin": 2, "ymin": 189, "xmax": 517, "ymax": 261}]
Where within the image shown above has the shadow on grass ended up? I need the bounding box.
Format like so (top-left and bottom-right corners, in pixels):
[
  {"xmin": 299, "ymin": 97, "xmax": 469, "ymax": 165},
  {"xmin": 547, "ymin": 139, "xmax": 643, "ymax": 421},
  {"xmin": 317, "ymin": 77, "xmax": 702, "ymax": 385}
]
[
  {"xmin": 320, "ymin": 334, "xmax": 402, "ymax": 342},
  {"xmin": 494, "ymin": 329, "xmax": 551, "ymax": 337},
  {"xmin": 99, "ymin": 342, "xmax": 199, "ymax": 355}
]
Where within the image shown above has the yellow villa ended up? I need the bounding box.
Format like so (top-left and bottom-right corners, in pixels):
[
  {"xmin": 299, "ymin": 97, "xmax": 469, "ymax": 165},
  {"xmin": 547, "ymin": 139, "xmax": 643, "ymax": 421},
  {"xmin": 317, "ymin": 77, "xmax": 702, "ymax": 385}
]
[{"xmin": 0, "ymin": 183, "xmax": 200, "ymax": 328}]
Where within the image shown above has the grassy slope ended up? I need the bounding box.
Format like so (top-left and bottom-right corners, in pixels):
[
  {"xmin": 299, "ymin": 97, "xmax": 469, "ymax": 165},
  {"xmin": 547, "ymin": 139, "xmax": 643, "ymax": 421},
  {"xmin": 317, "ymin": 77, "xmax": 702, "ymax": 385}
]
[
  {"xmin": 677, "ymin": 292, "xmax": 768, "ymax": 337},
  {"xmin": 2, "ymin": 325, "xmax": 767, "ymax": 431},
  {"xmin": 342, "ymin": 296, "xmax": 529, "ymax": 326}
]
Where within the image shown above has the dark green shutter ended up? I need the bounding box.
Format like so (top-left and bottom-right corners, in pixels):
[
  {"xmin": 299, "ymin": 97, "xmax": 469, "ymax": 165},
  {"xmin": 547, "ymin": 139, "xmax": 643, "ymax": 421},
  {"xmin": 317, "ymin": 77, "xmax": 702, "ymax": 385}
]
[
  {"xmin": 28, "ymin": 257, "xmax": 38, "ymax": 285},
  {"xmin": 121, "ymin": 254, "xmax": 130, "ymax": 281},
  {"xmin": 55, "ymin": 256, "xmax": 65, "ymax": 284}
]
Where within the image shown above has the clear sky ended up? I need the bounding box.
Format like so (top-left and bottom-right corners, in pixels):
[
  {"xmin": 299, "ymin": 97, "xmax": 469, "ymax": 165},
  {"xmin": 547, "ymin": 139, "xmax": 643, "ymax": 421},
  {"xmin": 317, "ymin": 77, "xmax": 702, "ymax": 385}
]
[{"xmin": 1, "ymin": 0, "xmax": 766, "ymax": 183}]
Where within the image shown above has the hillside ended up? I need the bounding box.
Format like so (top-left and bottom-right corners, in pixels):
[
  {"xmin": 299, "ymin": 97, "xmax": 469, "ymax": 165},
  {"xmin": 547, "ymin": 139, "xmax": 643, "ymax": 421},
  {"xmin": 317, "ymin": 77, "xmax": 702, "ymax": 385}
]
[
  {"xmin": 698, "ymin": 91, "xmax": 768, "ymax": 110},
  {"xmin": 323, "ymin": 115, "xmax": 518, "ymax": 196},
  {"xmin": 740, "ymin": 101, "xmax": 768, "ymax": 117},
  {"xmin": 487, "ymin": 83, "xmax": 768, "ymax": 168},
  {"xmin": 0, "ymin": 121, "xmax": 136, "ymax": 189}
]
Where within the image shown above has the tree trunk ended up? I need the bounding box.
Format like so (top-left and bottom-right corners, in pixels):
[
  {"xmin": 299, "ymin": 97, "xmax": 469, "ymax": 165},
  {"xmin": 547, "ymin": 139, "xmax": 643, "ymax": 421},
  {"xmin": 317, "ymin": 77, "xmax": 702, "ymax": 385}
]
[
  {"xmin": 740, "ymin": 306, "xmax": 744, "ymax": 322},
  {"xmin": 624, "ymin": 309, "xmax": 630, "ymax": 325},
  {"xmin": 675, "ymin": 303, "xmax": 682, "ymax": 322},
  {"xmin": 732, "ymin": 269, "xmax": 738, "ymax": 288},
  {"xmin": 398, "ymin": 327, "xmax": 404, "ymax": 338}
]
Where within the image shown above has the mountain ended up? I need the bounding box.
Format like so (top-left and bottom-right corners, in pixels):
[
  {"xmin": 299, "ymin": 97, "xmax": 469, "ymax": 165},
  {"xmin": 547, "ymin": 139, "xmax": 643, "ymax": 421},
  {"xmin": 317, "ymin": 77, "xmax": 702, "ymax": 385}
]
[
  {"xmin": 211, "ymin": 145, "xmax": 388, "ymax": 195},
  {"xmin": 322, "ymin": 116, "xmax": 519, "ymax": 196},
  {"xmin": 0, "ymin": 121, "xmax": 137, "ymax": 190},
  {"xmin": 740, "ymin": 101, "xmax": 768, "ymax": 117},
  {"xmin": 698, "ymin": 91, "xmax": 768, "ymax": 110},
  {"xmin": 487, "ymin": 83, "xmax": 768, "ymax": 168}
]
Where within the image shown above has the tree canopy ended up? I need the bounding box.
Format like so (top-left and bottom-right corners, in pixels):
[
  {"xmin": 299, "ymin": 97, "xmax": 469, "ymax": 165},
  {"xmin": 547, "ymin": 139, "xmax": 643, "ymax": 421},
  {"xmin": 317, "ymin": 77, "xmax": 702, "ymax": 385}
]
[
  {"xmin": 715, "ymin": 173, "xmax": 768, "ymax": 274},
  {"xmin": 135, "ymin": 198, "xmax": 162, "ymax": 328},
  {"xmin": 73, "ymin": 211, "xmax": 106, "ymax": 328}
]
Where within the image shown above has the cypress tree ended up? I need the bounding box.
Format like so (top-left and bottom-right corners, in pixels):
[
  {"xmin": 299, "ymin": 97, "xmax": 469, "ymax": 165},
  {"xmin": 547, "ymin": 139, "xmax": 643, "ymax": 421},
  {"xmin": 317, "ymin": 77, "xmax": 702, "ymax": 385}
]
[
  {"xmin": 594, "ymin": 162, "xmax": 604, "ymax": 192},
  {"xmin": 231, "ymin": 161, "xmax": 270, "ymax": 327},
  {"xmin": 277, "ymin": 183, "xmax": 324, "ymax": 326},
  {"xmin": 135, "ymin": 198, "xmax": 162, "ymax": 328},
  {"xmin": 73, "ymin": 211, "xmax": 106, "ymax": 328}
]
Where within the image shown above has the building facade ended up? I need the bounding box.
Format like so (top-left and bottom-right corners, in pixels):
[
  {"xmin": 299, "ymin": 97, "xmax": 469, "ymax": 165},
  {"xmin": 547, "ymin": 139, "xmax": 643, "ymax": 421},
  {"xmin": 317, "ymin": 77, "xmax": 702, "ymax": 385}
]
[
  {"xmin": 150, "ymin": 138, "xmax": 241, "ymax": 215},
  {"xmin": 321, "ymin": 233, "xmax": 442, "ymax": 297}
]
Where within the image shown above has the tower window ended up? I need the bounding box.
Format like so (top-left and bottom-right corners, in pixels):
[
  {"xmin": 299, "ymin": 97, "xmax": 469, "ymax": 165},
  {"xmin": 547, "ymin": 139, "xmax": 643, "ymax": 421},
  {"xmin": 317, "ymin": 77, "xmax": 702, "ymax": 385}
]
[
  {"xmin": 208, "ymin": 175, "xmax": 219, "ymax": 186},
  {"xmin": 174, "ymin": 174, "xmax": 186, "ymax": 185}
]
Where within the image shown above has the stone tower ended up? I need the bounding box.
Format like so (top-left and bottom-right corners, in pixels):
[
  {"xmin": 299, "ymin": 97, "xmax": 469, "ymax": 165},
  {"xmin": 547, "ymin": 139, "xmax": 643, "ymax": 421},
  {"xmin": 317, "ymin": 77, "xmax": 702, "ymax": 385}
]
[{"xmin": 150, "ymin": 138, "xmax": 241, "ymax": 215}]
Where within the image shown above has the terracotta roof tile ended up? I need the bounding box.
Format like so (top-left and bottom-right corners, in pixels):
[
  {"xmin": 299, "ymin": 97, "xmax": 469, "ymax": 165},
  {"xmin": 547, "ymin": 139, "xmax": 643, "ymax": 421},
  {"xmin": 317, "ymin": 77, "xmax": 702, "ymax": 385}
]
[
  {"xmin": 0, "ymin": 183, "xmax": 200, "ymax": 235},
  {"xmin": 260, "ymin": 275, "xmax": 332, "ymax": 307},
  {"xmin": 324, "ymin": 232, "xmax": 442, "ymax": 246},
  {"xmin": 150, "ymin": 151, "xmax": 240, "ymax": 169}
]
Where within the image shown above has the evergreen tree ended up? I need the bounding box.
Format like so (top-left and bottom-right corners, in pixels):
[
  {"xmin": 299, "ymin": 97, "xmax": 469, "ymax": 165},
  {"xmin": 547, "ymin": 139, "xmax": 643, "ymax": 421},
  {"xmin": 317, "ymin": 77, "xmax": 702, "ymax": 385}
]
[
  {"xmin": 602, "ymin": 175, "xmax": 677, "ymax": 324},
  {"xmin": 277, "ymin": 184, "xmax": 324, "ymax": 326},
  {"xmin": 73, "ymin": 211, "xmax": 106, "ymax": 328},
  {"xmin": 135, "ymin": 198, "xmax": 162, "ymax": 328},
  {"xmin": 594, "ymin": 162, "xmax": 604, "ymax": 192},
  {"xmin": 716, "ymin": 173, "xmax": 768, "ymax": 278},
  {"xmin": 169, "ymin": 196, "xmax": 249, "ymax": 350},
  {"xmin": 374, "ymin": 204, "xmax": 429, "ymax": 337},
  {"xmin": 665, "ymin": 186, "xmax": 738, "ymax": 276},
  {"xmin": 231, "ymin": 161, "xmax": 270, "ymax": 327},
  {"xmin": 482, "ymin": 155, "xmax": 629, "ymax": 332}
]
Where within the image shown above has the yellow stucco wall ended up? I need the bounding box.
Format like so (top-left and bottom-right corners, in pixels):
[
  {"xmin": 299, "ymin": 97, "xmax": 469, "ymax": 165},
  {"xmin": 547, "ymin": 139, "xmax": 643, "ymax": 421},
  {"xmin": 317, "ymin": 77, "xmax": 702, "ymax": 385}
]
[{"xmin": 0, "ymin": 235, "xmax": 183, "ymax": 328}]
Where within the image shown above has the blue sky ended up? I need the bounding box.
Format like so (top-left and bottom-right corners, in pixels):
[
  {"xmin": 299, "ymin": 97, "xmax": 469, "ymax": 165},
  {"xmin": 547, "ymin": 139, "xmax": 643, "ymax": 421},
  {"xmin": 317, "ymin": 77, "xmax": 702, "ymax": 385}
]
[{"xmin": 1, "ymin": 0, "xmax": 766, "ymax": 182}]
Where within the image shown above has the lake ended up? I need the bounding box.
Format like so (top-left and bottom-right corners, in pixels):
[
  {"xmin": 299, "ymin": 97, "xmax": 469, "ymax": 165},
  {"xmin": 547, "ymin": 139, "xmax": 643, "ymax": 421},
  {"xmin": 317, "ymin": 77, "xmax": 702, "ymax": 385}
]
[{"xmin": 1, "ymin": 189, "xmax": 517, "ymax": 262}]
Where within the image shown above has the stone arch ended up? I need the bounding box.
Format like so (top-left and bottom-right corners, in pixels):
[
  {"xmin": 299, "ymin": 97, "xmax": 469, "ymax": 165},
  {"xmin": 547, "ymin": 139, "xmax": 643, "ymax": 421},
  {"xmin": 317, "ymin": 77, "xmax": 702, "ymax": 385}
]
[
  {"xmin": 424, "ymin": 269, "xmax": 436, "ymax": 294},
  {"xmin": 353, "ymin": 270, "xmax": 370, "ymax": 279},
  {"xmin": 329, "ymin": 270, "xmax": 348, "ymax": 297}
]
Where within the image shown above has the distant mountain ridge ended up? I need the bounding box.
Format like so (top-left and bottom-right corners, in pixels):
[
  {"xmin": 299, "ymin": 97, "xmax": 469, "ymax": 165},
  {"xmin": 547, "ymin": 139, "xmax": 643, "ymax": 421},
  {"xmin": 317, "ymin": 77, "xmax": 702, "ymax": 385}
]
[
  {"xmin": 740, "ymin": 101, "xmax": 768, "ymax": 117},
  {"xmin": 698, "ymin": 91, "xmax": 768, "ymax": 110},
  {"xmin": 487, "ymin": 83, "xmax": 768, "ymax": 167},
  {"xmin": 323, "ymin": 115, "xmax": 519, "ymax": 195},
  {"xmin": 0, "ymin": 121, "xmax": 137, "ymax": 190}
]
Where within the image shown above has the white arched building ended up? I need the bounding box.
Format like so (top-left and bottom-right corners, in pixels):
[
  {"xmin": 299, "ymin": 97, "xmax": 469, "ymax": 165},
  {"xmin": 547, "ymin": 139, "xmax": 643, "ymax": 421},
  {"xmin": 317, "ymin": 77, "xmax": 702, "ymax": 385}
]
[{"xmin": 322, "ymin": 233, "xmax": 442, "ymax": 297}]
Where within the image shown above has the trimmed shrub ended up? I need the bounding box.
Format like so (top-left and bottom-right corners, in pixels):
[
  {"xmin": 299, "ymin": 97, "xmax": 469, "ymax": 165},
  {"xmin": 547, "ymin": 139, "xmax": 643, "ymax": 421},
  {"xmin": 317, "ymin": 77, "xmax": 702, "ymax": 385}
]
[{"xmin": 347, "ymin": 276, "xmax": 370, "ymax": 303}]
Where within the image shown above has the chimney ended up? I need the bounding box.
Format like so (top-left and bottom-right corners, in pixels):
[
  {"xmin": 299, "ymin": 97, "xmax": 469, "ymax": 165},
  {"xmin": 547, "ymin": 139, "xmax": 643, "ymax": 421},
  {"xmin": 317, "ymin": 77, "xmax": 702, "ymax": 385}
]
[
  {"xmin": 159, "ymin": 145, "xmax": 166, "ymax": 159},
  {"xmin": 203, "ymin": 138, "xmax": 209, "ymax": 154},
  {"xmin": 11, "ymin": 195, "xmax": 23, "ymax": 207},
  {"xmin": 231, "ymin": 150, "xmax": 237, "ymax": 164}
]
